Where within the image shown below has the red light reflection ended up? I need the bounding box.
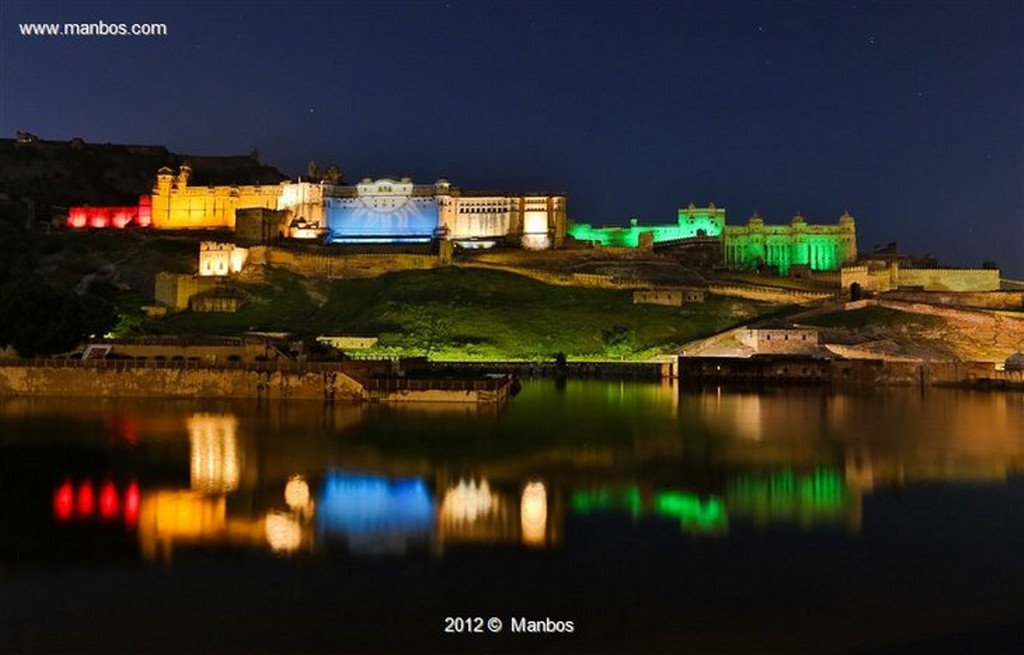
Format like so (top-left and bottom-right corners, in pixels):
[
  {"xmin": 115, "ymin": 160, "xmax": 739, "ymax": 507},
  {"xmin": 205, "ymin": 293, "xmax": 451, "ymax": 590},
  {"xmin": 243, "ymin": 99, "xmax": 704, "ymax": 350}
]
[
  {"xmin": 54, "ymin": 480, "xmax": 74, "ymax": 522},
  {"xmin": 123, "ymin": 481, "xmax": 140, "ymax": 527},
  {"xmin": 99, "ymin": 481, "xmax": 119, "ymax": 519},
  {"xmin": 77, "ymin": 481, "xmax": 95, "ymax": 518},
  {"xmin": 54, "ymin": 479, "xmax": 141, "ymax": 526}
]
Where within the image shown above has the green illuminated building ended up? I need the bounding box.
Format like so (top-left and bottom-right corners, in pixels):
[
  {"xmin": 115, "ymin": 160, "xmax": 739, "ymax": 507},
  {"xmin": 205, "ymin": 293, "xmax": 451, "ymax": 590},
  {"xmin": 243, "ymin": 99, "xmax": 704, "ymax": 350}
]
[
  {"xmin": 723, "ymin": 212, "xmax": 857, "ymax": 275},
  {"xmin": 567, "ymin": 203, "xmax": 858, "ymax": 275},
  {"xmin": 567, "ymin": 203, "xmax": 725, "ymax": 248}
]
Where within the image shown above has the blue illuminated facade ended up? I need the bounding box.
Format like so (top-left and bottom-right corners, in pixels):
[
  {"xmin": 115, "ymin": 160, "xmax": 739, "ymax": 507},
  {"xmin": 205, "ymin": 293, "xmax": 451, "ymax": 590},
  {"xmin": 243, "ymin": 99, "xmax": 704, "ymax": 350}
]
[
  {"xmin": 325, "ymin": 195, "xmax": 439, "ymax": 244},
  {"xmin": 315, "ymin": 177, "xmax": 567, "ymax": 248}
]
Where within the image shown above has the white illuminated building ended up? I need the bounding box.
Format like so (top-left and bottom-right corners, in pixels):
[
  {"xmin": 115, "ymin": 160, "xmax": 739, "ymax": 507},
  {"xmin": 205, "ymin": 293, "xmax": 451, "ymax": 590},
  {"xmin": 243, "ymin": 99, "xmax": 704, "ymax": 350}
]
[{"xmin": 198, "ymin": 242, "xmax": 248, "ymax": 277}]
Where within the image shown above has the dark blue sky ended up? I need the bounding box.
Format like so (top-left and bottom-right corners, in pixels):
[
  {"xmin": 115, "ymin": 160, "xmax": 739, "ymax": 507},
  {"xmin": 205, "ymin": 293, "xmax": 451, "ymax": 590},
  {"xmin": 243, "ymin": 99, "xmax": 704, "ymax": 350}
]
[{"xmin": 2, "ymin": 1, "xmax": 1022, "ymax": 275}]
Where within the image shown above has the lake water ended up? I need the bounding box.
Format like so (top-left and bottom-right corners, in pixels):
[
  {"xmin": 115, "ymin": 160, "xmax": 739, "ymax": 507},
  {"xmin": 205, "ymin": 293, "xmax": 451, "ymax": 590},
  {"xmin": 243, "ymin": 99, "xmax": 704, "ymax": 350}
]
[{"xmin": 1, "ymin": 381, "xmax": 1023, "ymax": 654}]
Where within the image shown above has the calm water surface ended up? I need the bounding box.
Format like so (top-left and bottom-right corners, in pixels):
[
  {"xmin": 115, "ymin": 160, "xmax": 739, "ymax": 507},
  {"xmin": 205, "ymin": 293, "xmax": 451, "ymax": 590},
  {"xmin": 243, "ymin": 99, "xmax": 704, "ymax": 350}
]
[{"xmin": 1, "ymin": 381, "xmax": 1023, "ymax": 654}]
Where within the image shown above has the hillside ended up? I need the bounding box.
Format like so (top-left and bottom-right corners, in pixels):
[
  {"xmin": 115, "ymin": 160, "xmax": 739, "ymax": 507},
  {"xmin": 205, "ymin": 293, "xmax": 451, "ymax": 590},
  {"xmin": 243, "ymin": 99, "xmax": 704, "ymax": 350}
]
[
  {"xmin": 0, "ymin": 137, "xmax": 288, "ymax": 220},
  {"xmin": 157, "ymin": 266, "xmax": 779, "ymax": 360},
  {"xmin": 799, "ymin": 304, "xmax": 1024, "ymax": 363}
]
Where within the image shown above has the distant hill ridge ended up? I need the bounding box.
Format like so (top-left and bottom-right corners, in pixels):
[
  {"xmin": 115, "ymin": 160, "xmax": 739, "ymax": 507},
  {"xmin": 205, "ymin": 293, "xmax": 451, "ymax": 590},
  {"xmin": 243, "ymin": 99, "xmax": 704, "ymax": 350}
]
[{"xmin": 0, "ymin": 135, "xmax": 289, "ymax": 218}]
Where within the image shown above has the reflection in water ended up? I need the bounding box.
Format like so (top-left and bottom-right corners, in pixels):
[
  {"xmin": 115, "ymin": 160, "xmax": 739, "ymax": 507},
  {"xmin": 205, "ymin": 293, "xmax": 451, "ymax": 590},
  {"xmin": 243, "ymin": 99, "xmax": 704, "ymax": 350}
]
[
  {"xmin": 188, "ymin": 414, "xmax": 240, "ymax": 493},
  {"xmin": 284, "ymin": 475, "xmax": 314, "ymax": 518},
  {"xmin": 10, "ymin": 383, "xmax": 1024, "ymax": 564},
  {"xmin": 570, "ymin": 487, "xmax": 727, "ymax": 534},
  {"xmin": 53, "ymin": 479, "xmax": 140, "ymax": 527},
  {"xmin": 317, "ymin": 472, "xmax": 435, "ymax": 556},
  {"xmin": 139, "ymin": 491, "xmax": 226, "ymax": 561},
  {"xmin": 265, "ymin": 512, "xmax": 302, "ymax": 553},
  {"xmin": 520, "ymin": 481, "xmax": 549, "ymax": 547},
  {"xmin": 655, "ymin": 491, "xmax": 727, "ymax": 533},
  {"xmin": 727, "ymin": 468, "xmax": 860, "ymax": 530},
  {"xmin": 440, "ymin": 478, "xmax": 497, "ymax": 524}
]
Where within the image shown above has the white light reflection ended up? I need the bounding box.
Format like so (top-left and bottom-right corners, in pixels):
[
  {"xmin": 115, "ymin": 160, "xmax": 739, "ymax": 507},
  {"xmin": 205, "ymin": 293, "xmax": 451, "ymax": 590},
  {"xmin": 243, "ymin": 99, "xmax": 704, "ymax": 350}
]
[
  {"xmin": 265, "ymin": 511, "xmax": 302, "ymax": 553},
  {"xmin": 188, "ymin": 414, "xmax": 241, "ymax": 493},
  {"xmin": 440, "ymin": 478, "xmax": 496, "ymax": 524},
  {"xmin": 520, "ymin": 481, "xmax": 548, "ymax": 547}
]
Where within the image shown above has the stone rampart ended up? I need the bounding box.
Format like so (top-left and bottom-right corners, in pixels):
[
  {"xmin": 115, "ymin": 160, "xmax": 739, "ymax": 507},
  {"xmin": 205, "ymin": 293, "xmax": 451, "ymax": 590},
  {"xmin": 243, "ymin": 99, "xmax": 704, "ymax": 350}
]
[
  {"xmin": 896, "ymin": 268, "xmax": 1000, "ymax": 292},
  {"xmin": 707, "ymin": 284, "xmax": 835, "ymax": 304},
  {"xmin": 840, "ymin": 265, "xmax": 1000, "ymax": 293},
  {"xmin": 679, "ymin": 356, "xmax": 1024, "ymax": 388},
  {"xmin": 249, "ymin": 246, "xmax": 437, "ymax": 278},
  {"xmin": 0, "ymin": 361, "xmax": 366, "ymax": 401},
  {"xmin": 456, "ymin": 262, "xmax": 649, "ymax": 289}
]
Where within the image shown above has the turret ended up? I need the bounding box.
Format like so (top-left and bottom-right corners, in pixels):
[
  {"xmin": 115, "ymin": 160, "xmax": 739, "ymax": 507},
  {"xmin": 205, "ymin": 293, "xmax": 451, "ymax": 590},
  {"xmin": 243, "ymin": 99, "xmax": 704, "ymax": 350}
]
[
  {"xmin": 155, "ymin": 166, "xmax": 174, "ymax": 195},
  {"xmin": 175, "ymin": 163, "xmax": 192, "ymax": 190}
]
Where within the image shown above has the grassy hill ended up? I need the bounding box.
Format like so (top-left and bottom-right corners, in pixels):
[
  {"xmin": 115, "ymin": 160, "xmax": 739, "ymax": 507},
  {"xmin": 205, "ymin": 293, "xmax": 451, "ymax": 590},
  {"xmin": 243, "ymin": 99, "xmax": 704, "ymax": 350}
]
[{"xmin": 159, "ymin": 267, "xmax": 778, "ymax": 361}]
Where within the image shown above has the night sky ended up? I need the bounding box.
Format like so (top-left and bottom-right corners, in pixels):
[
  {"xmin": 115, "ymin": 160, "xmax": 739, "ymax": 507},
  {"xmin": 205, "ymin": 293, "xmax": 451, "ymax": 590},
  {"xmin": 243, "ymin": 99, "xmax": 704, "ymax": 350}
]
[{"xmin": 2, "ymin": 1, "xmax": 1022, "ymax": 276}]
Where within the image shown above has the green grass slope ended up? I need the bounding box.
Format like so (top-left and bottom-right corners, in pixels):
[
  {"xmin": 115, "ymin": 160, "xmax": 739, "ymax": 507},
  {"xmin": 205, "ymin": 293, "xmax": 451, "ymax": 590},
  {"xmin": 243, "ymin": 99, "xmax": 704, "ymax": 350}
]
[{"xmin": 160, "ymin": 267, "xmax": 775, "ymax": 360}]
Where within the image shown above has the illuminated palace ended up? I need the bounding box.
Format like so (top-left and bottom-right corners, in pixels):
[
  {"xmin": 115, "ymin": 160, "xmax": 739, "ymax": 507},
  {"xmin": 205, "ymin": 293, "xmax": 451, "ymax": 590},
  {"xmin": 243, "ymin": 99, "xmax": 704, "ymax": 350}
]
[
  {"xmin": 142, "ymin": 166, "xmax": 567, "ymax": 250},
  {"xmin": 569, "ymin": 205, "xmax": 858, "ymax": 273},
  {"xmin": 723, "ymin": 211, "xmax": 858, "ymax": 275},
  {"xmin": 69, "ymin": 163, "xmax": 857, "ymax": 265}
]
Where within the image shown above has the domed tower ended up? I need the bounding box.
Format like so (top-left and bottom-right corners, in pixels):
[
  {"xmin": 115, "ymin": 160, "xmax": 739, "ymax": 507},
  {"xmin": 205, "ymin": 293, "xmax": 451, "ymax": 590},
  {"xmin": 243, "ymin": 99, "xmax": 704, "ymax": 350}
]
[
  {"xmin": 789, "ymin": 214, "xmax": 809, "ymax": 268},
  {"xmin": 155, "ymin": 167, "xmax": 174, "ymax": 195},
  {"xmin": 838, "ymin": 211, "xmax": 857, "ymax": 264},
  {"xmin": 152, "ymin": 167, "xmax": 175, "ymax": 228},
  {"xmin": 175, "ymin": 163, "xmax": 192, "ymax": 190},
  {"xmin": 743, "ymin": 213, "xmax": 766, "ymax": 269}
]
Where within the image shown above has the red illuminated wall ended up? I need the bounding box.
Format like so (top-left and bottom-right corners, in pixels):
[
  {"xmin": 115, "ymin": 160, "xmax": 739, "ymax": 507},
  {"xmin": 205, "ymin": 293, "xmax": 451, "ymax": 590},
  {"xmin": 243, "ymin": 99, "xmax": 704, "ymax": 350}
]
[{"xmin": 68, "ymin": 195, "xmax": 152, "ymax": 229}]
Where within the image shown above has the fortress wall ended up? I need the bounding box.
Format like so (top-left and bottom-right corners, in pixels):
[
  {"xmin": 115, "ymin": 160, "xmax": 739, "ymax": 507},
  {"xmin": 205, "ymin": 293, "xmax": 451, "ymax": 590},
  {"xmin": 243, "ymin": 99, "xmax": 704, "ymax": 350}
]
[
  {"xmin": 456, "ymin": 262, "xmax": 649, "ymax": 289},
  {"xmin": 896, "ymin": 268, "xmax": 1000, "ymax": 292},
  {"xmin": 0, "ymin": 365, "xmax": 365, "ymax": 401},
  {"xmin": 679, "ymin": 356, "xmax": 1024, "ymax": 387},
  {"xmin": 707, "ymin": 284, "xmax": 835, "ymax": 304},
  {"xmin": 250, "ymin": 246, "xmax": 437, "ymax": 278},
  {"xmin": 881, "ymin": 291, "xmax": 1024, "ymax": 311}
]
